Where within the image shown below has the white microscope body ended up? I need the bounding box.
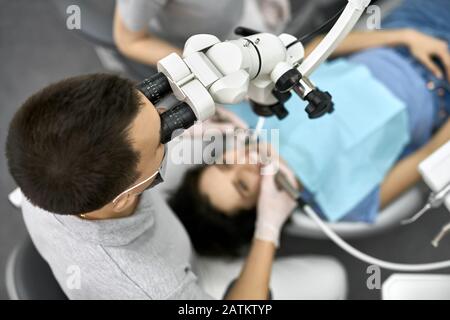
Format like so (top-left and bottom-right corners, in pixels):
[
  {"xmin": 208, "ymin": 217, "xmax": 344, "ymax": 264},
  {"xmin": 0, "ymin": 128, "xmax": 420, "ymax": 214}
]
[{"xmin": 157, "ymin": 31, "xmax": 304, "ymax": 121}]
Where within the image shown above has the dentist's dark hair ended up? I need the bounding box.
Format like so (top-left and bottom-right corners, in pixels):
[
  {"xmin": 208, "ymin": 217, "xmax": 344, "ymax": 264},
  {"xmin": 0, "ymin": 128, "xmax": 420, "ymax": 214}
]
[
  {"xmin": 6, "ymin": 73, "xmax": 142, "ymax": 215},
  {"xmin": 169, "ymin": 165, "xmax": 256, "ymax": 257}
]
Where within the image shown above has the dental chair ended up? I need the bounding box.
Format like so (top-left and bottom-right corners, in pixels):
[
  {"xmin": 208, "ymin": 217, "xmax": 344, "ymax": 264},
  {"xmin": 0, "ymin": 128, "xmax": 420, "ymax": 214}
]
[
  {"xmin": 5, "ymin": 235, "xmax": 67, "ymax": 300},
  {"xmin": 5, "ymin": 191, "xmax": 66, "ymax": 300},
  {"xmin": 382, "ymin": 274, "xmax": 450, "ymax": 300}
]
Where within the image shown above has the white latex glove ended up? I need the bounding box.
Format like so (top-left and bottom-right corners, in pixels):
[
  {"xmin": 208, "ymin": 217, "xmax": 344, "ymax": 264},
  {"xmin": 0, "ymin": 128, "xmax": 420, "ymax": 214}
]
[{"xmin": 254, "ymin": 162, "xmax": 298, "ymax": 247}]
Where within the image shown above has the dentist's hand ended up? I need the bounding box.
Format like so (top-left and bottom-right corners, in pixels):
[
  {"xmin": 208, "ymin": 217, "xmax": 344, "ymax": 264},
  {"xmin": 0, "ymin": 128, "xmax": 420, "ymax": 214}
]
[{"xmin": 254, "ymin": 163, "xmax": 298, "ymax": 247}]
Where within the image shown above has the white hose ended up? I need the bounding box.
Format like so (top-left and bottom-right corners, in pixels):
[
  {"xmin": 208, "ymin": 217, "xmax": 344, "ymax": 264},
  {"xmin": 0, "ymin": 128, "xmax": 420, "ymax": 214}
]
[
  {"xmin": 252, "ymin": 117, "xmax": 266, "ymax": 142},
  {"xmin": 304, "ymin": 205, "xmax": 450, "ymax": 271}
]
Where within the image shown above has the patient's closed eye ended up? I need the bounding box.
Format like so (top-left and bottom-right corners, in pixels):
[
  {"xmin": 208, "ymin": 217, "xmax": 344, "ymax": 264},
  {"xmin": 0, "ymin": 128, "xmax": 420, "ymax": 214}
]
[
  {"xmin": 238, "ymin": 180, "xmax": 248, "ymax": 191},
  {"xmin": 235, "ymin": 179, "xmax": 249, "ymax": 197}
]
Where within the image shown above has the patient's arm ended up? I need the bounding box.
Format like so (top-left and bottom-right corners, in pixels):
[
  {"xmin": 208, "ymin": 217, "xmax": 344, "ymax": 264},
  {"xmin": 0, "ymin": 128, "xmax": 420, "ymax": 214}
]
[
  {"xmin": 380, "ymin": 119, "xmax": 450, "ymax": 208},
  {"xmin": 226, "ymin": 168, "xmax": 297, "ymax": 300},
  {"xmin": 305, "ymin": 29, "xmax": 450, "ymax": 80},
  {"xmin": 304, "ymin": 29, "xmax": 411, "ymax": 58}
]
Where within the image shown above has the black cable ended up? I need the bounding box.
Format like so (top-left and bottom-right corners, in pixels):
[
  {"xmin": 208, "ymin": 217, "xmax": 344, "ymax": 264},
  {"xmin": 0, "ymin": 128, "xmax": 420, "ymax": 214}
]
[
  {"xmin": 298, "ymin": 6, "xmax": 345, "ymax": 43},
  {"xmin": 297, "ymin": 0, "xmax": 380, "ymax": 44}
]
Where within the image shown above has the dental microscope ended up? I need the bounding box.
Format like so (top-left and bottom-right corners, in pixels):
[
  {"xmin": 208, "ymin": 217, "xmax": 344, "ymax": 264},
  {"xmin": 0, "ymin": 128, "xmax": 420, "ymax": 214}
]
[{"xmin": 138, "ymin": 0, "xmax": 372, "ymax": 143}]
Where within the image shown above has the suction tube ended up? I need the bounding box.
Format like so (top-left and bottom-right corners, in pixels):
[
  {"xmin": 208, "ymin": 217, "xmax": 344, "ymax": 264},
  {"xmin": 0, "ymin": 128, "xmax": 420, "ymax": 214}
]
[
  {"xmin": 274, "ymin": 172, "xmax": 450, "ymax": 271},
  {"xmin": 302, "ymin": 204, "xmax": 450, "ymax": 271}
]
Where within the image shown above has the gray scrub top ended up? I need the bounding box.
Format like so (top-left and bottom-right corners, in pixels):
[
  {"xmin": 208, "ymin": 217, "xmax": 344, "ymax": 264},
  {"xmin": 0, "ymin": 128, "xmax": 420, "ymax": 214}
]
[
  {"xmin": 22, "ymin": 189, "xmax": 213, "ymax": 299},
  {"xmin": 117, "ymin": 0, "xmax": 244, "ymax": 48}
]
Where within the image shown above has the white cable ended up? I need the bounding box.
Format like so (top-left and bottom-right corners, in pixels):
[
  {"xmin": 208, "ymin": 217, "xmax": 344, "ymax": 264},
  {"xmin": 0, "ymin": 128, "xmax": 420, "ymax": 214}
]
[
  {"xmin": 298, "ymin": 0, "xmax": 369, "ymax": 77},
  {"xmin": 252, "ymin": 116, "xmax": 266, "ymax": 142},
  {"xmin": 303, "ymin": 205, "xmax": 450, "ymax": 271}
]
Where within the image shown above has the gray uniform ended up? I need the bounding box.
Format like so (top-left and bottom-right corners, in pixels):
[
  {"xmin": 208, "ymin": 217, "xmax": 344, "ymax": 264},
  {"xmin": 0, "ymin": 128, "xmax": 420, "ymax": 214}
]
[
  {"xmin": 22, "ymin": 190, "xmax": 212, "ymax": 299},
  {"xmin": 117, "ymin": 0, "xmax": 244, "ymax": 48}
]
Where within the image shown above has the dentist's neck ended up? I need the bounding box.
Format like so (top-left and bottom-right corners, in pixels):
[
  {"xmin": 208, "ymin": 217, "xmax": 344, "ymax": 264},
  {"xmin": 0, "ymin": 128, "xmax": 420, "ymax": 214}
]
[{"xmin": 79, "ymin": 196, "xmax": 141, "ymax": 221}]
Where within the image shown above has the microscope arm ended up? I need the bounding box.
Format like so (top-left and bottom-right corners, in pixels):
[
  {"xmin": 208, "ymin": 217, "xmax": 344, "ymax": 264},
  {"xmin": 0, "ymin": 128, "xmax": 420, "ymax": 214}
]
[{"xmin": 298, "ymin": 0, "xmax": 370, "ymax": 77}]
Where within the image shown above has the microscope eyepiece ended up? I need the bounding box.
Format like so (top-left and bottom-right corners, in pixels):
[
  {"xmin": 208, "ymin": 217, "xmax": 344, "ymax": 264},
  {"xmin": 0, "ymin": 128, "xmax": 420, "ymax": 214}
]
[
  {"xmin": 160, "ymin": 101, "xmax": 197, "ymax": 144},
  {"xmin": 136, "ymin": 73, "xmax": 198, "ymax": 144},
  {"xmin": 136, "ymin": 72, "xmax": 172, "ymax": 105}
]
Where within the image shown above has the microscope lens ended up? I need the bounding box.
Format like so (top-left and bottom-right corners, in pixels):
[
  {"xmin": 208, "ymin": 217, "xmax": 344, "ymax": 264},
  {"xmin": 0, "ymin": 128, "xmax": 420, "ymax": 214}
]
[
  {"xmin": 159, "ymin": 102, "xmax": 197, "ymax": 144},
  {"xmin": 136, "ymin": 72, "xmax": 172, "ymax": 105}
]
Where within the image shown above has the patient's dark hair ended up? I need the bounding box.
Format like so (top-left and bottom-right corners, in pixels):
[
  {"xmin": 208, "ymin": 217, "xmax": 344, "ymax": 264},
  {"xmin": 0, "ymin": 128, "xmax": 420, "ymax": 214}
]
[
  {"xmin": 6, "ymin": 73, "xmax": 142, "ymax": 215},
  {"xmin": 169, "ymin": 165, "xmax": 256, "ymax": 257}
]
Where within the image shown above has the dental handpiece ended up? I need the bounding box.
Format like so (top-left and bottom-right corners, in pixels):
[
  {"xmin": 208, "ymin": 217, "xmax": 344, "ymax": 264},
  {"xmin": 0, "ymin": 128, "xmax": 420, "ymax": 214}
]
[
  {"xmin": 402, "ymin": 182, "xmax": 450, "ymax": 225},
  {"xmin": 275, "ymin": 171, "xmax": 301, "ymax": 201},
  {"xmin": 432, "ymin": 222, "xmax": 450, "ymax": 248}
]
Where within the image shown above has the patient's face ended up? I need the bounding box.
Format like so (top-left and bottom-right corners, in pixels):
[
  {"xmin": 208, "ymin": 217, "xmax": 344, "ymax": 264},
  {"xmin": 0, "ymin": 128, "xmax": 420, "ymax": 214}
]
[{"xmin": 199, "ymin": 148, "xmax": 262, "ymax": 214}]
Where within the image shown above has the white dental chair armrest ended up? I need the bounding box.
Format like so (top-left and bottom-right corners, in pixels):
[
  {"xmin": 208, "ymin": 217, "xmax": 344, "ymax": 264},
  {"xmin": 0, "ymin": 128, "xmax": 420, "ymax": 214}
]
[{"xmin": 383, "ymin": 274, "xmax": 450, "ymax": 300}]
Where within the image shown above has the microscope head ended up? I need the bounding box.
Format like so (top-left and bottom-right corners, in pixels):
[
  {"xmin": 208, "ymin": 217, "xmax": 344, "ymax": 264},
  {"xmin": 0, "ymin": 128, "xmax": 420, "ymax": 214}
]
[{"xmin": 136, "ymin": 72, "xmax": 198, "ymax": 144}]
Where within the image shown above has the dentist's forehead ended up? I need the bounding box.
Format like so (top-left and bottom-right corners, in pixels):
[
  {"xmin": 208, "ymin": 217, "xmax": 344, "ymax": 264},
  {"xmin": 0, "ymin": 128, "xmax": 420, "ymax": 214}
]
[{"xmin": 129, "ymin": 91, "xmax": 163, "ymax": 176}]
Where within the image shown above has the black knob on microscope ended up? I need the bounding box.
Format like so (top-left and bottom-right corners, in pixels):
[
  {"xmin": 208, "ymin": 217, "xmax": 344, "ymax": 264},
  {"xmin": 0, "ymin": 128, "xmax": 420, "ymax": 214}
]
[
  {"xmin": 271, "ymin": 103, "xmax": 289, "ymax": 120},
  {"xmin": 304, "ymin": 89, "xmax": 334, "ymax": 119},
  {"xmin": 275, "ymin": 69, "xmax": 302, "ymax": 93}
]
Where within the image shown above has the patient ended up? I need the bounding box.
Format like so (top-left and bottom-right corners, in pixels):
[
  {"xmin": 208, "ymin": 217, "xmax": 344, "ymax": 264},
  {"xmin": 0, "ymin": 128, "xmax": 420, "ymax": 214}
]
[{"xmin": 170, "ymin": 0, "xmax": 450, "ymax": 256}]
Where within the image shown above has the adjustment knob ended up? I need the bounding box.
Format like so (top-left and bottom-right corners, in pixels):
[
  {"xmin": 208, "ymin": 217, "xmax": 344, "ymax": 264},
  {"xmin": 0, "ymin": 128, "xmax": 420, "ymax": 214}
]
[
  {"xmin": 274, "ymin": 68, "xmax": 302, "ymax": 93},
  {"xmin": 304, "ymin": 89, "xmax": 334, "ymax": 119}
]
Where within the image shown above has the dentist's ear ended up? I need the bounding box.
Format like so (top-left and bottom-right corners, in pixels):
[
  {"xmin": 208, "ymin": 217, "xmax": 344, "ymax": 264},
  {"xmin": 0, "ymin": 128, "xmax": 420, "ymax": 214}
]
[{"xmin": 112, "ymin": 193, "xmax": 134, "ymax": 212}]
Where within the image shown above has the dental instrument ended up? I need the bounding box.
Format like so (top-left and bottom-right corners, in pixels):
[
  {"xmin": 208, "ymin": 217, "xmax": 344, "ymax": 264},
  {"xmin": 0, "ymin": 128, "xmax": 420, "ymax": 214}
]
[
  {"xmin": 252, "ymin": 117, "xmax": 266, "ymax": 142},
  {"xmin": 401, "ymin": 183, "xmax": 450, "ymax": 225}
]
